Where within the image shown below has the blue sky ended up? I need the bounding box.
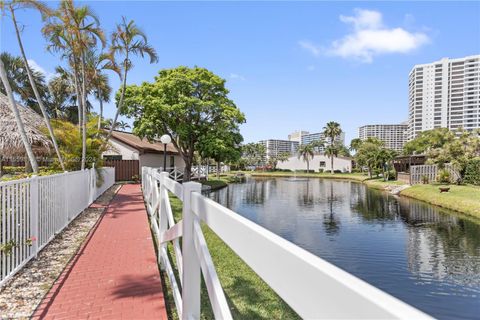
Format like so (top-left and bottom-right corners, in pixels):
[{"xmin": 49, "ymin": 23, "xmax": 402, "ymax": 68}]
[{"xmin": 2, "ymin": 1, "xmax": 480, "ymax": 144}]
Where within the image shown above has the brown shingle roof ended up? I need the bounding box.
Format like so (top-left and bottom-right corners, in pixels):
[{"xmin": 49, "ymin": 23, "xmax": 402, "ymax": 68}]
[{"xmin": 110, "ymin": 131, "xmax": 179, "ymax": 155}]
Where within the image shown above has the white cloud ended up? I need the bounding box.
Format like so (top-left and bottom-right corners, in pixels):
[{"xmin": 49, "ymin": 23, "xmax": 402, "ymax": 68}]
[
  {"xmin": 298, "ymin": 40, "xmax": 321, "ymax": 57},
  {"xmin": 229, "ymin": 73, "xmax": 246, "ymax": 81},
  {"xmin": 27, "ymin": 59, "xmax": 55, "ymax": 81},
  {"xmin": 299, "ymin": 9, "xmax": 429, "ymax": 63}
]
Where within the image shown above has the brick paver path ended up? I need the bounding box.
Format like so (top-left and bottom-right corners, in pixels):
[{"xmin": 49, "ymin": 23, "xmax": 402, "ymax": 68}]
[{"xmin": 33, "ymin": 184, "xmax": 167, "ymax": 320}]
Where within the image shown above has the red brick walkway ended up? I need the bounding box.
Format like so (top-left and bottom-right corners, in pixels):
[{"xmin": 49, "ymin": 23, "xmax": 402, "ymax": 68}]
[{"xmin": 33, "ymin": 184, "xmax": 168, "ymax": 320}]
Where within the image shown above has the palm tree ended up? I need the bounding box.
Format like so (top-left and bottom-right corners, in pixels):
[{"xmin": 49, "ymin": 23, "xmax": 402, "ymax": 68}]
[
  {"xmin": 324, "ymin": 144, "xmax": 340, "ymax": 173},
  {"xmin": 0, "ymin": 53, "xmax": 50, "ymax": 112},
  {"xmin": 84, "ymin": 50, "xmax": 119, "ymax": 130},
  {"xmin": 350, "ymin": 138, "xmax": 363, "ymax": 153},
  {"xmin": 0, "ymin": 58, "xmax": 39, "ymax": 173},
  {"xmin": 323, "ymin": 121, "xmax": 342, "ymax": 173},
  {"xmin": 105, "ymin": 16, "xmax": 158, "ymax": 143},
  {"xmin": 297, "ymin": 143, "xmax": 315, "ymax": 172},
  {"xmin": 43, "ymin": 0, "xmax": 105, "ymax": 169},
  {"xmin": 6, "ymin": 0, "xmax": 67, "ymax": 170}
]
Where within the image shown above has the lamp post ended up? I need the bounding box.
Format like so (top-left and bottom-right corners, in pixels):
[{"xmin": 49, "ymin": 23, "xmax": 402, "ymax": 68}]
[{"xmin": 160, "ymin": 134, "xmax": 171, "ymax": 172}]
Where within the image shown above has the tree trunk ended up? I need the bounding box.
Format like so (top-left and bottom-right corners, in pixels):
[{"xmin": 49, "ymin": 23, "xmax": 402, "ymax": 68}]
[
  {"xmin": 216, "ymin": 162, "xmax": 220, "ymax": 179},
  {"xmin": 307, "ymin": 160, "xmax": 309, "ymax": 172},
  {"xmin": 0, "ymin": 59, "xmax": 39, "ymax": 173},
  {"xmin": 331, "ymin": 155, "xmax": 334, "ymax": 174},
  {"xmin": 80, "ymin": 53, "xmax": 88, "ymax": 170},
  {"xmin": 98, "ymin": 95, "xmax": 103, "ymax": 131},
  {"xmin": 0, "ymin": 155, "xmax": 3, "ymax": 177},
  {"xmin": 106, "ymin": 56, "xmax": 128, "ymax": 144},
  {"xmin": 10, "ymin": 7, "xmax": 66, "ymax": 171}
]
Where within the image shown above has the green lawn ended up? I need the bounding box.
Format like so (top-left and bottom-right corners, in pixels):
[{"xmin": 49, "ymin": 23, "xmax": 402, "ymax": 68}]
[
  {"xmin": 161, "ymin": 194, "xmax": 299, "ymax": 320},
  {"xmin": 400, "ymin": 184, "xmax": 480, "ymax": 219},
  {"xmin": 201, "ymin": 178, "xmax": 228, "ymax": 190}
]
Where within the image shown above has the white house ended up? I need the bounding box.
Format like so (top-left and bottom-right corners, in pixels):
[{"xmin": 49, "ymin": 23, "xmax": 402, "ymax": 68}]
[
  {"xmin": 103, "ymin": 131, "xmax": 185, "ymax": 170},
  {"xmin": 277, "ymin": 154, "xmax": 353, "ymax": 173}
]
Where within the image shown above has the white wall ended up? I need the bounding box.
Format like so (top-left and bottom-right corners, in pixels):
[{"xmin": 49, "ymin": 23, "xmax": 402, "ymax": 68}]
[
  {"xmin": 103, "ymin": 139, "xmax": 139, "ymax": 160},
  {"xmin": 140, "ymin": 153, "xmax": 185, "ymax": 170},
  {"xmin": 277, "ymin": 155, "xmax": 352, "ymax": 173}
]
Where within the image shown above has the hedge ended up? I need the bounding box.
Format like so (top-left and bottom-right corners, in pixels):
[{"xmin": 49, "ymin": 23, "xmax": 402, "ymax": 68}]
[{"xmin": 464, "ymin": 158, "xmax": 480, "ymax": 185}]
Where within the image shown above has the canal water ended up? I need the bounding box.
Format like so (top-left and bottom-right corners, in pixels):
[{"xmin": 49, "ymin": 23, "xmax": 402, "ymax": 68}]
[{"xmin": 207, "ymin": 177, "xmax": 480, "ymax": 319}]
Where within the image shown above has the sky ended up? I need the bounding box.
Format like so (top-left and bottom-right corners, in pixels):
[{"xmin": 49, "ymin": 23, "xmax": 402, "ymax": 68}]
[{"xmin": 2, "ymin": 1, "xmax": 480, "ymax": 144}]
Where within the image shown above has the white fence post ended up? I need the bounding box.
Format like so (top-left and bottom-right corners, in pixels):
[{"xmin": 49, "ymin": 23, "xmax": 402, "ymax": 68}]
[
  {"xmin": 181, "ymin": 181, "xmax": 202, "ymax": 320},
  {"xmin": 159, "ymin": 172, "xmax": 169, "ymax": 270},
  {"xmin": 30, "ymin": 176, "xmax": 39, "ymax": 258}
]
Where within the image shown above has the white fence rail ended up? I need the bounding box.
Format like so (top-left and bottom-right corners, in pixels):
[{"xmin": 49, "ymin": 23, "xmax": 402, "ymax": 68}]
[
  {"xmin": 0, "ymin": 167, "xmax": 115, "ymax": 286},
  {"xmin": 410, "ymin": 163, "xmax": 459, "ymax": 184},
  {"xmin": 154, "ymin": 165, "xmax": 229, "ymax": 182},
  {"xmin": 142, "ymin": 167, "xmax": 432, "ymax": 319}
]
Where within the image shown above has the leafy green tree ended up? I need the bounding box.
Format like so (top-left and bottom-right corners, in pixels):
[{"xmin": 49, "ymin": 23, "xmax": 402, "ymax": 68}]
[
  {"xmin": 198, "ymin": 122, "xmax": 243, "ymax": 178},
  {"xmin": 122, "ymin": 66, "xmax": 245, "ymax": 181},
  {"xmin": 297, "ymin": 143, "xmax": 315, "ymax": 172},
  {"xmin": 355, "ymin": 138, "xmax": 385, "ymax": 178},
  {"xmin": 323, "ymin": 121, "xmax": 343, "ymax": 173},
  {"xmin": 403, "ymin": 128, "xmax": 454, "ymax": 155},
  {"xmin": 241, "ymin": 143, "xmax": 266, "ymax": 168},
  {"xmin": 268, "ymin": 152, "xmax": 290, "ymax": 171}
]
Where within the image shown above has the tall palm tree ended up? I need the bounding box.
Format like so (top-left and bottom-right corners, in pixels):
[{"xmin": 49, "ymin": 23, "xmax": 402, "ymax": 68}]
[
  {"xmin": 6, "ymin": 0, "xmax": 66, "ymax": 170},
  {"xmin": 323, "ymin": 121, "xmax": 343, "ymax": 173},
  {"xmin": 0, "ymin": 58, "xmax": 39, "ymax": 173},
  {"xmin": 43, "ymin": 0, "xmax": 105, "ymax": 169},
  {"xmin": 84, "ymin": 50, "xmax": 119, "ymax": 130},
  {"xmin": 297, "ymin": 143, "xmax": 315, "ymax": 172},
  {"xmin": 105, "ymin": 16, "xmax": 158, "ymax": 143},
  {"xmin": 324, "ymin": 144, "xmax": 339, "ymax": 173}
]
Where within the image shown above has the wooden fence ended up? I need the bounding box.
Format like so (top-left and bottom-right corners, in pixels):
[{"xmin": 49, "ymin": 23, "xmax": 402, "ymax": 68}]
[
  {"xmin": 410, "ymin": 164, "xmax": 459, "ymax": 184},
  {"xmin": 104, "ymin": 160, "xmax": 139, "ymax": 181}
]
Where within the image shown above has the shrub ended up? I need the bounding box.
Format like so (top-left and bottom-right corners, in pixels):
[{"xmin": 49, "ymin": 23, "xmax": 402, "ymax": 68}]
[
  {"xmin": 333, "ymin": 170, "xmax": 342, "ymax": 173},
  {"xmin": 318, "ymin": 168, "xmax": 324, "ymax": 173},
  {"xmin": 437, "ymin": 169, "xmax": 451, "ymax": 184},
  {"xmin": 464, "ymin": 158, "xmax": 480, "ymax": 185},
  {"xmin": 298, "ymin": 170, "xmax": 315, "ymax": 173},
  {"xmin": 421, "ymin": 175, "xmax": 429, "ymax": 184}
]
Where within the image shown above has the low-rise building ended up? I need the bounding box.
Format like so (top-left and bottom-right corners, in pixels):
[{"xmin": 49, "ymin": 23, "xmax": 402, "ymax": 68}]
[
  {"xmin": 103, "ymin": 131, "xmax": 185, "ymax": 169},
  {"xmin": 277, "ymin": 154, "xmax": 352, "ymax": 172},
  {"xmin": 358, "ymin": 124, "xmax": 407, "ymax": 152}
]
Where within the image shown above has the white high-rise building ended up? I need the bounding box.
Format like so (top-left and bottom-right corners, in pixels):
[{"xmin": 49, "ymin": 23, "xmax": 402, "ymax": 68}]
[
  {"xmin": 288, "ymin": 130, "xmax": 309, "ymax": 143},
  {"xmin": 301, "ymin": 132, "xmax": 345, "ymax": 152},
  {"xmin": 358, "ymin": 123, "xmax": 408, "ymax": 152},
  {"xmin": 408, "ymin": 55, "xmax": 480, "ymax": 140},
  {"xmin": 259, "ymin": 139, "xmax": 299, "ymax": 159}
]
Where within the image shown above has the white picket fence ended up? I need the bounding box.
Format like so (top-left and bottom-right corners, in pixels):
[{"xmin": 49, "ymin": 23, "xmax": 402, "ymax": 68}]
[
  {"xmin": 0, "ymin": 167, "xmax": 115, "ymax": 286},
  {"xmin": 158, "ymin": 165, "xmax": 225, "ymax": 182},
  {"xmin": 142, "ymin": 167, "xmax": 432, "ymax": 319}
]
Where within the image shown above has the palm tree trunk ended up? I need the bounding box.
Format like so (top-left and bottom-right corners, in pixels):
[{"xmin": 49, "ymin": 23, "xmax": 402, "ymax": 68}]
[
  {"xmin": 106, "ymin": 56, "xmax": 128, "ymax": 143},
  {"xmin": 0, "ymin": 59, "xmax": 39, "ymax": 173},
  {"xmin": 72, "ymin": 60, "xmax": 82, "ymax": 129},
  {"xmin": 80, "ymin": 53, "xmax": 88, "ymax": 170},
  {"xmin": 98, "ymin": 95, "xmax": 103, "ymax": 131},
  {"xmin": 330, "ymin": 155, "xmax": 334, "ymax": 174},
  {"xmin": 10, "ymin": 7, "xmax": 66, "ymax": 171},
  {"xmin": 307, "ymin": 160, "xmax": 309, "ymax": 172},
  {"xmin": 216, "ymin": 162, "xmax": 220, "ymax": 179}
]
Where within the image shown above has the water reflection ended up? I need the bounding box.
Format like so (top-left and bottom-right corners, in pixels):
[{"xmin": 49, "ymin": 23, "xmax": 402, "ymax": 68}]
[{"xmin": 208, "ymin": 177, "xmax": 480, "ymax": 319}]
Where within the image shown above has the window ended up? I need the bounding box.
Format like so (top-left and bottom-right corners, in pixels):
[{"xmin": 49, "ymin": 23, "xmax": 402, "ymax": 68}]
[
  {"xmin": 103, "ymin": 155, "xmax": 122, "ymax": 161},
  {"xmin": 319, "ymin": 161, "xmax": 326, "ymax": 167},
  {"xmin": 170, "ymin": 155, "xmax": 175, "ymax": 167}
]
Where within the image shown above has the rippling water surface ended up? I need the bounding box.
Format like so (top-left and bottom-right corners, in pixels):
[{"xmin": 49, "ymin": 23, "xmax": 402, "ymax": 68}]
[{"xmin": 207, "ymin": 177, "xmax": 480, "ymax": 319}]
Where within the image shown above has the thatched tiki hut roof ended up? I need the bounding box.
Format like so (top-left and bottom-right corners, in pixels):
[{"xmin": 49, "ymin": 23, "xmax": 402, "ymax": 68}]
[{"xmin": 0, "ymin": 92, "xmax": 52, "ymax": 157}]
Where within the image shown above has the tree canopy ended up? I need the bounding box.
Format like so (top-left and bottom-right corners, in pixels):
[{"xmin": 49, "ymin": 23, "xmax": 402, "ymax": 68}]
[{"xmin": 122, "ymin": 66, "xmax": 245, "ymax": 180}]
